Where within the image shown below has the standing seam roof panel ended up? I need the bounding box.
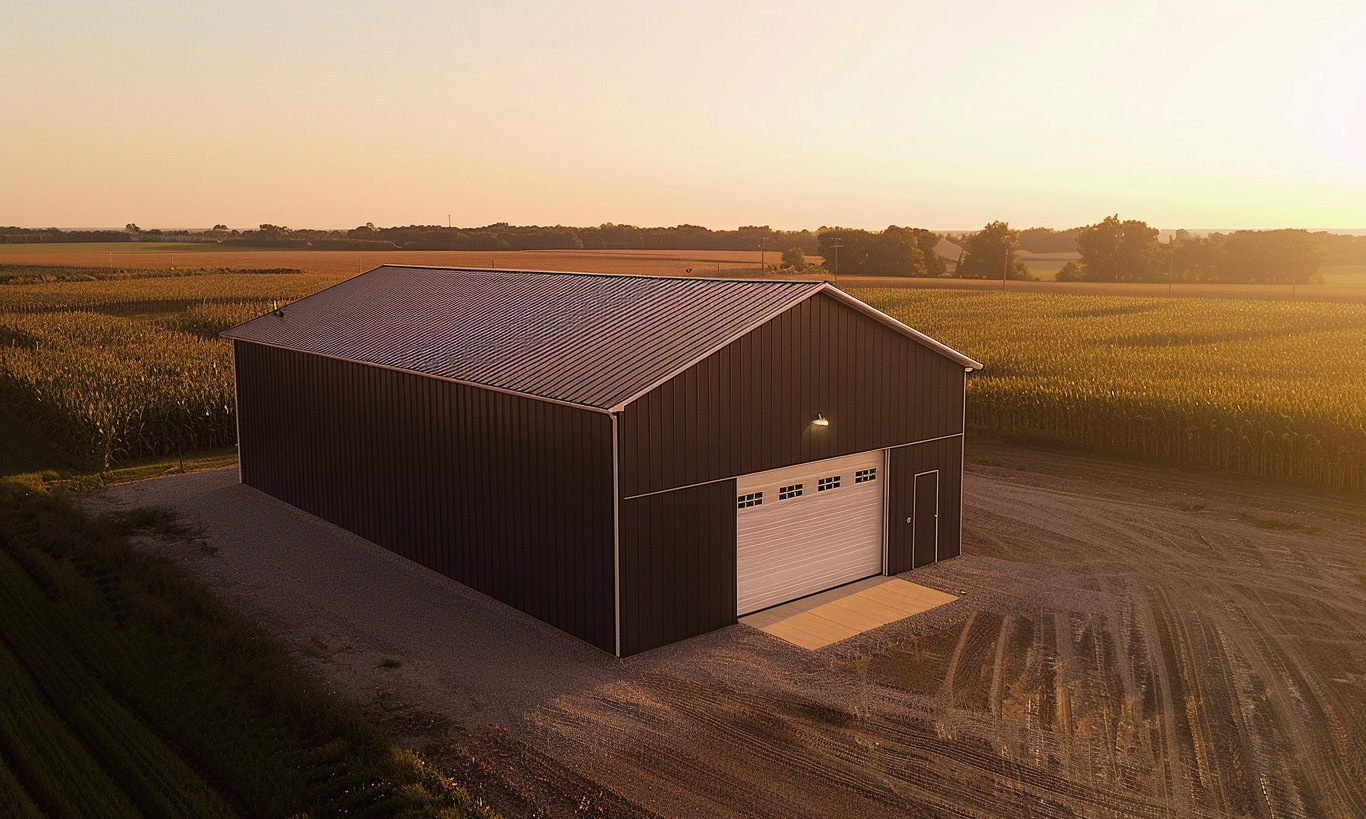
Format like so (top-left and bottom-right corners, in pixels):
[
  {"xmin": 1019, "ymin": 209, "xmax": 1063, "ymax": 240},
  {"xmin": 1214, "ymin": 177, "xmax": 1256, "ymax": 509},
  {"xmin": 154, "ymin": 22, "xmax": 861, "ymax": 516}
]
[{"xmin": 221, "ymin": 266, "xmax": 830, "ymax": 410}]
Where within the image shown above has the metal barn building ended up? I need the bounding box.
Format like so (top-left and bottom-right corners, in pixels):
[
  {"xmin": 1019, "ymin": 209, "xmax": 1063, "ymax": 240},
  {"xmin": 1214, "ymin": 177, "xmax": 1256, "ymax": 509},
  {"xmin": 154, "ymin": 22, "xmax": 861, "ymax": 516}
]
[{"xmin": 223, "ymin": 266, "xmax": 982, "ymax": 656}]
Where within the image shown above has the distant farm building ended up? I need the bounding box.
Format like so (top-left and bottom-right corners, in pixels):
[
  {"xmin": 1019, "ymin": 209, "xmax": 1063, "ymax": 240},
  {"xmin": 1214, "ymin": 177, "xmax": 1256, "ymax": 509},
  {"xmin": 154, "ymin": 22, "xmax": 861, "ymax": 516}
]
[{"xmin": 223, "ymin": 266, "xmax": 981, "ymax": 656}]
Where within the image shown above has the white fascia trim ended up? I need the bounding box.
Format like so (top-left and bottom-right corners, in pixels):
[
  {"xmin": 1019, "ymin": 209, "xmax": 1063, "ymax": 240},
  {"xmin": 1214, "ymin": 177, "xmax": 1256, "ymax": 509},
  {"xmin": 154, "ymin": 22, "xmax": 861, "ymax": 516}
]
[{"xmin": 611, "ymin": 412, "xmax": 623, "ymax": 658}]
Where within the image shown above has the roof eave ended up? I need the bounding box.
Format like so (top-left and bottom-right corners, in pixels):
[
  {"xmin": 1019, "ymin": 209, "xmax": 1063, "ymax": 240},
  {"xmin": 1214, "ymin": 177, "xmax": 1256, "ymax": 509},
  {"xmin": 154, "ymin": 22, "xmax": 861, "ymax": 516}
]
[{"xmin": 225, "ymin": 336, "xmax": 615, "ymax": 414}]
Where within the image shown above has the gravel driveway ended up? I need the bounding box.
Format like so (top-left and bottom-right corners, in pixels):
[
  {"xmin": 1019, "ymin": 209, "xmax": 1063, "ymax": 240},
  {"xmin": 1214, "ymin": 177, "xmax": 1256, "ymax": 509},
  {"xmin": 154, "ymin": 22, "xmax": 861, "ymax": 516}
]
[{"xmin": 93, "ymin": 441, "xmax": 1366, "ymax": 819}]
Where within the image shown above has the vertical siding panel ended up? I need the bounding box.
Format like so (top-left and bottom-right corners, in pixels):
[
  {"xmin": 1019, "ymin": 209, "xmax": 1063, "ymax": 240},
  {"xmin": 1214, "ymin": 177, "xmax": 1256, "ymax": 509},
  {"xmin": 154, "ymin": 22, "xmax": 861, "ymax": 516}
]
[
  {"xmin": 776, "ymin": 311, "xmax": 791, "ymax": 464},
  {"xmin": 695, "ymin": 357, "xmax": 714, "ymax": 484},
  {"xmin": 727, "ymin": 343, "xmax": 743, "ymax": 477},
  {"xmin": 499, "ymin": 390, "xmax": 515, "ymax": 606},
  {"xmin": 683, "ymin": 366, "xmax": 699, "ymax": 488},
  {"xmin": 620, "ymin": 498, "xmax": 637, "ymax": 656},
  {"xmin": 419, "ymin": 378, "xmax": 433, "ymax": 568},
  {"xmin": 928, "ymin": 348, "xmax": 942, "ymax": 433},
  {"xmin": 736, "ymin": 335, "xmax": 752, "ymax": 475},
  {"xmin": 764, "ymin": 321, "xmax": 778, "ymax": 466},
  {"xmin": 431, "ymin": 384, "xmax": 445, "ymax": 577},
  {"xmin": 234, "ymin": 343, "xmax": 615, "ymax": 653},
  {"xmin": 654, "ymin": 386, "xmax": 670, "ymax": 504},
  {"xmin": 620, "ymin": 407, "xmax": 636, "ymax": 499},
  {"xmin": 859, "ymin": 317, "xmax": 875, "ymax": 448},
  {"xmin": 610, "ymin": 291, "xmax": 971, "ymax": 498},
  {"xmin": 618, "ymin": 480, "xmax": 735, "ymax": 655},
  {"xmin": 473, "ymin": 387, "xmax": 490, "ymax": 591},
  {"xmin": 639, "ymin": 398, "xmax": 651, "ymax": 501}
]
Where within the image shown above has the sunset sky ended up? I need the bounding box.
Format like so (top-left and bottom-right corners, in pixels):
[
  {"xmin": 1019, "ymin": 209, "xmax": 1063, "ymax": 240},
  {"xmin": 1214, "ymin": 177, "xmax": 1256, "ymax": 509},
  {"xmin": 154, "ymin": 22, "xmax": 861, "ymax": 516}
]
[{"xmin": 3, "ymin": 0, "xmax": 1364, "ymax": 231}]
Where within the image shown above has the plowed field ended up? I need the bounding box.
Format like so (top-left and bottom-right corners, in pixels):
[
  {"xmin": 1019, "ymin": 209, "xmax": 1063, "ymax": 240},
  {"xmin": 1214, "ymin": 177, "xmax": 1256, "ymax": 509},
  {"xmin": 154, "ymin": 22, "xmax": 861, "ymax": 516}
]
[
  {"xmin": 98, "ymin": 440, "xmax": 1366, "ymax": 818},
  {"xmin": 0, "ymin": 247, "xmax": 773, "ymax": 278}
]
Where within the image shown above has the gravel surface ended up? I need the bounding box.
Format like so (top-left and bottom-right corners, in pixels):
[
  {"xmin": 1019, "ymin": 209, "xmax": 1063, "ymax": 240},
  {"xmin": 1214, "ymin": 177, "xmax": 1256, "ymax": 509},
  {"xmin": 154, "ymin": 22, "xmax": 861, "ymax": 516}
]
[{"xmin": 92, "ymin": 441, "xmax": 1366, "ymax": 818}]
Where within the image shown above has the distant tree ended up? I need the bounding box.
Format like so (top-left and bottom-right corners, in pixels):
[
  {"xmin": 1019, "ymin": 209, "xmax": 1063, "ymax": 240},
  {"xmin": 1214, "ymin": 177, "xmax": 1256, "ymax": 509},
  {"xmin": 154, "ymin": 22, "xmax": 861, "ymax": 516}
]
[
  {"xmin": 1076, "ymin": 215, "xmax": 1161, "ymax": 281},
  {"xmin": 911, "ymin": 228, "xmax": 948, "ymax": 276},
  {"xmin": 956, "ymin": 221, "xmax": 1029, "ymax": 280},
  {"xmin": 1018, "ymin": 226, "xmax": 1085, "ymax": 254},
  {"xmin": 209, "ymin": 224, "xmax": 229, "ymax": 234},
  {"xmin": 1214, "ymin": 229, "xmax": 1324, "ymax": 284},
  {"xmin": 864, "ymin": 226, "xmax": 925, "ymax": 277},
  {"xmin": 780, "ymin": 247, "xmax": 807, "ymax": 270},
  {"xmin": 1168, "ymin": 232, "xmax": 1216, "ymax": 282},
  {"xmin": 1055, "ymin": 260, "xmax": 1083, "ymax": 281},
  {"xmin": 817, "ymin": 226, "xmax": 934, "ymax": 277},
  {"xmin": 587, "ymin": 223, "xmax": 644, "ymax": 249},
  {"xmin": 817, "ymin": 228, "xmax": 867, "ymax": 276},
  {"xmin": 125, "ymin": 223, "xmax": 140, "ymax": 234}
]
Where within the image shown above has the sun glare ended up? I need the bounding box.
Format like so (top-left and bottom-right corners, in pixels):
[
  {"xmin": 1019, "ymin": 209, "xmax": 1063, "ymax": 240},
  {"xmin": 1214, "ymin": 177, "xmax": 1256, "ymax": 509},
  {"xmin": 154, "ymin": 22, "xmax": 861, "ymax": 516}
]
[{"xmin": 1293, "ymin": 17, "xmax": 1366, "ymax": 177}]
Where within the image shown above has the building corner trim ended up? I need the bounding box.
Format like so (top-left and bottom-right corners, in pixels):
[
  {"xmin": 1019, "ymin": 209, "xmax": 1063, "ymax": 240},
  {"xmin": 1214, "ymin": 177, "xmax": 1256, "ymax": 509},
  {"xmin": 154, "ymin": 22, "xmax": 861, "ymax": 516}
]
[{"xmin": 611, "ymin": 411, "xmax": 622, "ymax": 658}]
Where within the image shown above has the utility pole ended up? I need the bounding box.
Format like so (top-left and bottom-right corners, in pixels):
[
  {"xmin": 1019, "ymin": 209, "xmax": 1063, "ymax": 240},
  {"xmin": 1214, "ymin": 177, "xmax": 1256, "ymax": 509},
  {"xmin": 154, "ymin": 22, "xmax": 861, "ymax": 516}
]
[
  {"xmin": 830, "ymin": 238, "xmax": 844, "ymax": 286},
  {"xmin": 1002, "ymin": 246, "xmax": 1008, "ymax": 291},
  {"xmin": 1168, "ymin": 236, "xmax": 1174, "ymax": 296}
]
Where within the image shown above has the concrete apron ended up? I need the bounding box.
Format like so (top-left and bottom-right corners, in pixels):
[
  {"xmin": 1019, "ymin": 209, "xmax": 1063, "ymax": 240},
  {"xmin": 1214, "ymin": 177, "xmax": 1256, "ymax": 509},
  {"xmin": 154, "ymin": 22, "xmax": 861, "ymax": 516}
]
[{"xmin": 740, "ymin": 577, "xmax": 957, "ymax": 650}]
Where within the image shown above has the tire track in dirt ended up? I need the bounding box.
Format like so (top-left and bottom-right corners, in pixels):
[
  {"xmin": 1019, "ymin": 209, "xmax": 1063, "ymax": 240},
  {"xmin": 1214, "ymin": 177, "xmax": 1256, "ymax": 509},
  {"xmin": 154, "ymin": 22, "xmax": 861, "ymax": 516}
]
[
  {"xmin": 114, "ymin": 445, "xmax": 1366, "ymax": 818},
  {"xmin": 520, "ymin": 454, "xmax": 1366, "ymax": 818}
]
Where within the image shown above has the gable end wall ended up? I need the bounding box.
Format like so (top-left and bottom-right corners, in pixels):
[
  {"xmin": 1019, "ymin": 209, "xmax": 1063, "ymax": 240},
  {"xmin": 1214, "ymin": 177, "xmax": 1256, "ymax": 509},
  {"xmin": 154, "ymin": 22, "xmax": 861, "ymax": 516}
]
[{"xmin": 617, "ymin": 292, "xmax": 968, "ymax": 654}]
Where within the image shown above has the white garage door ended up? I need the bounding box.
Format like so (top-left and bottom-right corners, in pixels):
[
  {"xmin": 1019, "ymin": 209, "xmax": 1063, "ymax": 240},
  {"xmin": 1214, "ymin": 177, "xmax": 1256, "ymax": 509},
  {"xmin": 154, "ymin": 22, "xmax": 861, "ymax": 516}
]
[{"xmin": 736, "ymin": 450, "xmax": 885, "ymax": 615}]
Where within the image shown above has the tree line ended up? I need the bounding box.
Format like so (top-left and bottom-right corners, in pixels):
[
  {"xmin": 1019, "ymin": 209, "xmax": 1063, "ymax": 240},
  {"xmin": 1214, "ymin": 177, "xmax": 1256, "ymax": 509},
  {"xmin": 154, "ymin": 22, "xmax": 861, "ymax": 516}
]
[
  {"xmin": 7, "ymin": 220, "xmax": 1364, "ymax": 285},
  {"xmin": 1055, "ymin": 218, "xmax": 1364, "ymax": 284},
  {"xmin": 955, "ymin": 218, "xmax": 1366, "ymax": 285},
  {"xmin": 0, "ymin": 227, "xmax": 136, "ymax": 244},
  {"xmin": 217, "ymin": 222, "xmax": 824, "ymax": 253}
]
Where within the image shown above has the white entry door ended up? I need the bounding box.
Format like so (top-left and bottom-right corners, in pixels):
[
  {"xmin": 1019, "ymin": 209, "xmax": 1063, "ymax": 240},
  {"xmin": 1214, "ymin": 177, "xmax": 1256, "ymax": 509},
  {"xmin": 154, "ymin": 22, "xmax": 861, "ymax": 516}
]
[{"xmin": 736, "ymin": 450, "xmax": 884, "ymax": 615}]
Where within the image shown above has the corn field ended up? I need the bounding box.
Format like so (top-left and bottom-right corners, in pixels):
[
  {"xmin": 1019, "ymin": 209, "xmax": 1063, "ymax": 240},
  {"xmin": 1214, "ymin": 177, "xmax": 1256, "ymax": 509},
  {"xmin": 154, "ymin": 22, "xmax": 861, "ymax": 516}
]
[
  {"xmin": 3, "ymin": 269, "xmax": 1364, "ymax": 486},
  {"xmin": 0, "ymin": 271, "xmax": 340, "ymax": 470},
  {"xmin": 0, "ymin": 272, "xmax": 343, "ymax": 315},
  {"xmin": 858, "ymin": 289, "xmax": 1366, "ymax": 490},
  {"xmin": 0, "ymin": 313, "xmax": 237, "ymax": 469}
]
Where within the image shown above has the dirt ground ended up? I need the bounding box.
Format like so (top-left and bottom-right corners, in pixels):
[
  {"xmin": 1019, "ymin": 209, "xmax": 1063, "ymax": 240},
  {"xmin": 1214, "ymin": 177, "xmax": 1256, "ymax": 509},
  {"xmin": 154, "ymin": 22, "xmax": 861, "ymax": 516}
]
[{"xmin": 93, "ymin": 439, "xmax": 1366, "ymax": 818}]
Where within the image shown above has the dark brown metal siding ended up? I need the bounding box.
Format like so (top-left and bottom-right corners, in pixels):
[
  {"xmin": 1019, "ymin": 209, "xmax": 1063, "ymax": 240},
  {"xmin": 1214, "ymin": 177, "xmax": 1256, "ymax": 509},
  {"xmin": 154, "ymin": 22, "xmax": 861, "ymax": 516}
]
[
  {"xmin": 617, "ymin": 292, "xmax": 969, "ymax": 652},
  {"xmin": 619, "ymin": 292, "xmax": 967, "ymax": 497},
  {"xmin": 233, "ymin": 340, "xmax": 616, "ymax": 652},
  {"xmin": 618, "ymin": 480, "xmax": 737, "ymax": 656},
  {"xmin": 886, "ymin": 436, "xmax": 965, "ymax": 574}
]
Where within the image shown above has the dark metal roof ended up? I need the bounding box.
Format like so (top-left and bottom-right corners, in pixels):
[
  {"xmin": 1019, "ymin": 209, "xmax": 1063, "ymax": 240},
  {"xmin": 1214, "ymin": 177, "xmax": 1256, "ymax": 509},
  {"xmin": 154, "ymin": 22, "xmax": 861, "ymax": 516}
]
[{"xmin": 222, "ymin": 266, "xmax": 981, "ymax": 412}]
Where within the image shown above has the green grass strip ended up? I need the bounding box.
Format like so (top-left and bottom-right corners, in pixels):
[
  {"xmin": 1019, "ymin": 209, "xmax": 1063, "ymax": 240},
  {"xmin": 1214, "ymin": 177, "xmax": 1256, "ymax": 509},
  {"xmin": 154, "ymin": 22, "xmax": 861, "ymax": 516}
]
[
  {"xmin": 0, "ymin": 479, "xmax": 497, "ymax": 819},
  {"xmin": 0, "ymin": 636, "xmax": 140, "ymax": 819},
  {"xmin": 0, "ymin": 751, "xmax": 46, "ymax": 819},
  {"xmin": 0, "ymin": 550, "xmax": 238, "ymax": 818}
]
